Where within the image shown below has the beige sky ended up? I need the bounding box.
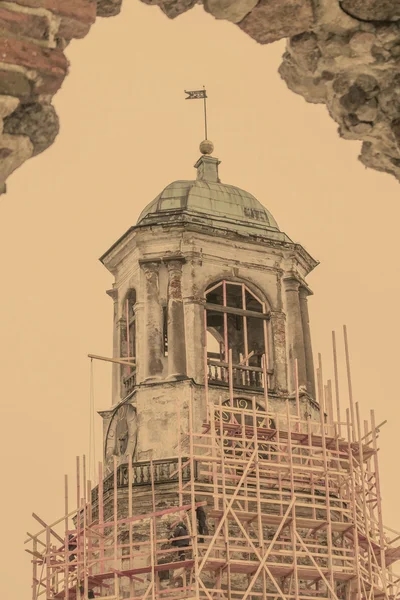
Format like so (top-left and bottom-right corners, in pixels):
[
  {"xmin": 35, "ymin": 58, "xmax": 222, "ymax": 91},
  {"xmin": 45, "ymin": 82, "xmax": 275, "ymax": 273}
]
[{"xmin": 1, "ymin": 2, "xmax": 399, "ymax": 597}]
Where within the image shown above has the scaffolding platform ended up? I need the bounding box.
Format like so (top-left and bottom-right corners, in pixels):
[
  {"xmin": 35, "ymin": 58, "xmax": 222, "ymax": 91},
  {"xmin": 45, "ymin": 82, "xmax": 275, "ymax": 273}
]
[{"xmin": 26, "ymin": 336, "xmax": 400, "ymax": 600}]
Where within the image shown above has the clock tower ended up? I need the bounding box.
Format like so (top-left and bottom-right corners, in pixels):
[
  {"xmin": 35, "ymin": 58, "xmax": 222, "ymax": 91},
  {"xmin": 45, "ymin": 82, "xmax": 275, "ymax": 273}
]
[
  {"xmin": 99, "ymin": 141, "xmax": 319, "ymax": 474},
  {"xmin": 28, "ymin": 142, "xmax": 399, "ymax": 600}
]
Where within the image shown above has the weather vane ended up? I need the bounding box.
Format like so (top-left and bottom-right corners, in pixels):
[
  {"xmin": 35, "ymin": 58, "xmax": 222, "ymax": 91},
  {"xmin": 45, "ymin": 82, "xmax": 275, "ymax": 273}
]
[{"xmin": 184, "ymin": 86, "xmax": 209, "ymax": 141}]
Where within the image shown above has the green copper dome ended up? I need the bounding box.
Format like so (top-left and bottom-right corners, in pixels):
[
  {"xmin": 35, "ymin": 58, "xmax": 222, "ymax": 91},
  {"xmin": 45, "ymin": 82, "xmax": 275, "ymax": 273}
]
[{"xmin": 136, "ymin": 154, "xmax": 282, "ymax": 238}]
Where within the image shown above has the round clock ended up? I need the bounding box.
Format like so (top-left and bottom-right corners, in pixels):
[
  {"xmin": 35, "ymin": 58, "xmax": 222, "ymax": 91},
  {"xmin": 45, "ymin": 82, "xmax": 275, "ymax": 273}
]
[{"xmin": 105, "ymin": 403, "xmax": 137, "ymax": 472}]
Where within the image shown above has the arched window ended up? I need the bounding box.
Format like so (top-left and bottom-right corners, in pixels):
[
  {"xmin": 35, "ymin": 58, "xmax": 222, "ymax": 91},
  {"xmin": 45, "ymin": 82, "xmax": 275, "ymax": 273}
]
[
  {"xmin": 121, "ymin": 289, "xmax": 136, "ymax": 395},
  {"xmin": 205, "ymin": 281, "xmax": 273, "ymax": 391}
]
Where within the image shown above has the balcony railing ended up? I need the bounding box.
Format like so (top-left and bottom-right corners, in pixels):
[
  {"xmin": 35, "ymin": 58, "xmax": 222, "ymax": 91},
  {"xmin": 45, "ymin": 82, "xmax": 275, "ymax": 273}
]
[
  {"xmin": 122, "ymin": 369, "xmax": 136, "ymax": 395},
  {"xmin": 91, "ymin": 458, "xmax": 194, "ymax": 505},
  {"xmin": 207, "ymin": 358, "xmax": 273, "ymax": 390}
]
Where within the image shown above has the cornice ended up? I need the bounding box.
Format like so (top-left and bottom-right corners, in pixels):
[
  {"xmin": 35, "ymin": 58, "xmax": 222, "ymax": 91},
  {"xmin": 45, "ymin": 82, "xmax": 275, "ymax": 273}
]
[{"xmin": 106, "ymin": 287, "xmax": 118, "ymax": 300}]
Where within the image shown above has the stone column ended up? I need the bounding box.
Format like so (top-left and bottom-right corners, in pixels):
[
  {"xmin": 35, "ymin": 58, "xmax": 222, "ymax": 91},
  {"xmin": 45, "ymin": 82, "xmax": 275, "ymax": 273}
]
[
  {"xmin": 165, "ymin": 258, "xmax": 187, "ymax": 380},
  {"xmin": 106, "ymin": 287, "xmax": 119, "ymax": 404},
  {"xmin": 140, "ymin": 259, "xmax": 164, "ymax": 381},
  {"xmin": 299, "ymin": 286, "xmax": 316, "ymax": 399},
  {"xmin": 269, "ymin": 311, "xmax": 288, "ymax": 392},
  {"xmin": 284, "ymin": 277, "xmax": 307, "ymax": 390},
  {"xmin": 185, "ymin": 298, "xmax": 206, "ymax": 383}
]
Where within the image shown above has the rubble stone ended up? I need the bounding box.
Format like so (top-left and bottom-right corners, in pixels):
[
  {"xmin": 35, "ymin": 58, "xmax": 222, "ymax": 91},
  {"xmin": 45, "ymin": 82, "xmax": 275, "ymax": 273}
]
[{"xmin": 2, "ymin": 0, "xmax": 400, "ymax": 194}]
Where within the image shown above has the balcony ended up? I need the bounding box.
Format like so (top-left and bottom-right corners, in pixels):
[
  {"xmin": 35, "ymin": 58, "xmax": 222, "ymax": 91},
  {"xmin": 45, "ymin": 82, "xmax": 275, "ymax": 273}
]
[
  {"xmin": 207, "ymin": 357, "xmax": 273, "ymax": 391},
  {"xmin": 122, "ymin": 369, "xmax": 136, "ymax": 395},
  {"xmin": 91, "ymin": 458, "xmax": 194, "ymax": 505}
]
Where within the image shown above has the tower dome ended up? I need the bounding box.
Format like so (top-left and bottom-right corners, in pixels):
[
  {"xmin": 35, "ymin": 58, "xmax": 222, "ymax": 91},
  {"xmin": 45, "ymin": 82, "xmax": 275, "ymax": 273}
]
[{"xmin": 137, "ymin": 152, "xmax": 280, "ymax": 237}]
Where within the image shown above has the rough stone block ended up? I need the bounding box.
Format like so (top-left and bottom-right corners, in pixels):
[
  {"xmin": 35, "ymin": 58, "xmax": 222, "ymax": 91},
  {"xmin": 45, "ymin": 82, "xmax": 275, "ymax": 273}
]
[
  {"xmin": 0, "ymin": 37, "xmax": 68, "ymax": 74},
  {"xmin": 278, "ymin": 53, "xmax": 327, "ymax": 104},
  {"xmin": 97, "ymin": 0, "xmax": 124, "ymax": 17},
  {"xmin": 0, "ymin": 6, "xmax": 50, "ymax": 40},
  {"xmin": 289, "ymin": 32, "xmax": 321, "ymax": 73},
  {"xmin": 11, "ymin": 0, "xmax": 97, "ymax": 24},
  {"xmin": 238, "ymin": 0, "xmax": 314, "ymax": 45},
  {"xmin": 2, "ymin": 0, "xmax": 400, "ymax": 193},
  {"xmin": 349, "ymin": 31, "xmax": 376, "ymax": 55},
  {"xmin": 339, "ymin": 84, "xmax": 368, "ymax": 111},
  {"xmin": 3, "ymin": 102, "xmax": 59, "ymax": 156},
  {"xmin": 203, "ymin": 0, "xmax": 259, "ymax": 24},
  {"xmin": 58, "ymin": 17, "xmax": 92, "ymax": 40},
  {"xmin": 0, "ymin": 94, "xmax": 20, "ymax": 120},
  {"xmin": 340, "ymin": 0, "xmax": 400, "ymax": 22},
  {"xmin": 0, "ymin": 131, "xmax": 33, "ymax": 183},
  {"xmin": 35, "ymin": 70, "xmax": 67, "ymax": 95},
  {"xmin": 140, "ymin": 0, "xmax": 198, "ymax": 19},
  {"xmin": 0, "ymin": 68, "xmax": 32, "ymax": 99}
]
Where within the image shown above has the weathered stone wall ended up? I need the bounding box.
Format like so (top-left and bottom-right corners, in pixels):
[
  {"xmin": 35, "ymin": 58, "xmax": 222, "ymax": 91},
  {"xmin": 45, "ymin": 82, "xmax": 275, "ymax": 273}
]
[
  {"xmin": 87, "ymin": 467, "xmax": 343, "ymax": 598},
  {"xmin": 279, "ymin": 1, "xmax": 400, "ymax": 180},
  {"xmin": 103, "ymin": 222, "xmax": 317, "ymax": 403},
  {"xmin": 0, "ymin": 0, "xmax": 92, "ymax": 192},
  {"xmin": 1, "ymin": 0, "xmax": 399, "ymax": 193}
]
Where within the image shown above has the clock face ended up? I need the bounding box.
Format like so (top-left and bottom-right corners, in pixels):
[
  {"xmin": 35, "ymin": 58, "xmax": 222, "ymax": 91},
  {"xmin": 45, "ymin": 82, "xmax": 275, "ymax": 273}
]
[
  {"xmin": 105, "ymin": 404, "xmax": 137, "ymax": 472},
  {"xmin": 215, "ymin": 398, "xmax": 275, "ymax": 459}
]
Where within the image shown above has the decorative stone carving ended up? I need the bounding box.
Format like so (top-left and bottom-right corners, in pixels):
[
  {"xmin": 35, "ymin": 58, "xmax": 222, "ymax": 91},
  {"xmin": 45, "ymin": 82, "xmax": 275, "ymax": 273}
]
[{"xmin": 104, "ymin": 403, "xmax": 138, "ymax": 473}]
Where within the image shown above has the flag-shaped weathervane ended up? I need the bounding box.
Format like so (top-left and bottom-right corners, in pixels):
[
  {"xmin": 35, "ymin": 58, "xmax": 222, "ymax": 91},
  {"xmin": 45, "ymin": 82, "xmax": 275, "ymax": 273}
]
[
  {"xmin": 184, "ymin": 87, "xmax": 208, "ymax": 140},
  {"xmin": 184, "ymin": 89, "xmax": 207, "ymax": 100}
]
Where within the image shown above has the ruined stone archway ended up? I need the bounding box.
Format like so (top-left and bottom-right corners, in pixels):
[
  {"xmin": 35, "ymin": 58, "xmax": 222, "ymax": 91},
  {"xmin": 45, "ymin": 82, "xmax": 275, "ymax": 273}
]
[{"xmin": 1, "ymin": 0, "xmax": 400, "ymax": 195}]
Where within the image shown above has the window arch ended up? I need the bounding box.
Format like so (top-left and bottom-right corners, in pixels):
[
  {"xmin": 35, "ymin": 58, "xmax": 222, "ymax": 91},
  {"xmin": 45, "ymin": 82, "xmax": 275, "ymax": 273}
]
[
  {"xmin": 205, "ymin": 280, "xmax": 273, "ymax": 391},
  {"xmin": 120, "ymin": 289, "xmax": 136, "ymax": 395}
]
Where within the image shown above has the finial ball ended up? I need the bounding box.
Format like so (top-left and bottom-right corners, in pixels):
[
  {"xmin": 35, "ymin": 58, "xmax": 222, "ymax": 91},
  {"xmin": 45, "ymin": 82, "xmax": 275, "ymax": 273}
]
[{"xmin": 200, "ymin": 139, "xmax": 214, "ymax": 155}]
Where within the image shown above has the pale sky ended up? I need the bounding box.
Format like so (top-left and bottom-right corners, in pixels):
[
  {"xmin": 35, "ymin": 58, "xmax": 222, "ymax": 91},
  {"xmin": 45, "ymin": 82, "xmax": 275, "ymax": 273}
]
[{"xmin": 1, "ymin": 2, "xmax": 399, "ymax": 597}]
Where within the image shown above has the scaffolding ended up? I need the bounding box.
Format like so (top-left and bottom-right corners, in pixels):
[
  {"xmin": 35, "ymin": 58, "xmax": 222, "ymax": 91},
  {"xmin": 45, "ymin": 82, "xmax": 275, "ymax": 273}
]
[{"xmin": 26, "ymin": 331, "xmax": 400, "ymax": 600}]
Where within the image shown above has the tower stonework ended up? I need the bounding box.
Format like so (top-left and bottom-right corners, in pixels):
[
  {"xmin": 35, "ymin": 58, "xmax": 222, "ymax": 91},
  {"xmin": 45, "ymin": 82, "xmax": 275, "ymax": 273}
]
[
  {"xmin": 27, "ymin": 148, "xmax": 400, "ymax": 600},
  {"xmin": 99, "ymin": 151, "xmax": 319, "ymax": 472}
]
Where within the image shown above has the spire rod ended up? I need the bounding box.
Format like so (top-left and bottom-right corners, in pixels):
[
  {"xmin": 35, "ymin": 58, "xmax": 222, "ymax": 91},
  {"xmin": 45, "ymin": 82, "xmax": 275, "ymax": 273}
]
[
  {"xmin": 203, "ymin": 85, "xmax": 208, "ymax": 140},
  {"xmin": 184, "ymin": 86, "xmax": 209, "ymax": 142}
]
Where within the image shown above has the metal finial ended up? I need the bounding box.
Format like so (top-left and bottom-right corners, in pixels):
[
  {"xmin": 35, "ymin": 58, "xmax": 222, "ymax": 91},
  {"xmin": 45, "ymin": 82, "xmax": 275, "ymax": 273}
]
[{"xmin": 199, "ymin": 140, "xmax": 214, "ymax": 155}]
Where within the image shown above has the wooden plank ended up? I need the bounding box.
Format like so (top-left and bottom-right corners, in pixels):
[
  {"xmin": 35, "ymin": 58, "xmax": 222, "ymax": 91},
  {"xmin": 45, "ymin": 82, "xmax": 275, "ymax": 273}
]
[
  {"xmin": 207, "ymin": 358, "xmax": 272, "ymax": 375},
  {"xmin": 128, "ymin": 459, "xmax": 135, "ymax": 599},
  {"xmin": 64, "ymin": 474, "xmax": 70, "ymax": 600},
  {"xmin": 32, "ymin": 514, "xmax": 64, "ymax": 545},
  {"xmin": 87, "ymin": 354, "xmax": 136, "ymax": 367},
  {"xmin": 113, "ymin": 456, "xmax": 119, "ymax": 600},
  {"xmin": 343, "ymin": 325, "xmax": 356, "ymax": 442},
  {"xmin": 332, "ymin": 331, "xmax": 341, "ymax": 437},
  {"xmin": 204, "ymin": 302, "xmax": 270, "ymax": 320},
  {"xmin": 91, "ymin": 502, "xmax": 206, "ymax": 530},
  {"xmin": 24, "ymin": 508, "xmax": 79, "ymax": 545},
  {"xmin": 287, "ymin": 402, "xmax": 299, "ymax": 600}
]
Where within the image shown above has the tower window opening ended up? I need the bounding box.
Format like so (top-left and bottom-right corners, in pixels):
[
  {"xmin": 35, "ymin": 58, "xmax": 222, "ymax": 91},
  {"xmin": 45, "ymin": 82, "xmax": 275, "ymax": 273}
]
[
  {"xmin": 205, "ymin": 280, "xmax": 273, "ymax": 391},
  {"xmin": 121, "ymin": 289, "xmax": 136, "ymax": 395}
]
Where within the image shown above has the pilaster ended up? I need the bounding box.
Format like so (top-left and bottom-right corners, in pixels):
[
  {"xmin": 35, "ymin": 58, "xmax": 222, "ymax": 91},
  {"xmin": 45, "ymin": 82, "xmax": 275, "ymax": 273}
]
[
  {"xmin": 269, "ymin": 310, "xmax": 288, "ymax": 392},
  {"xmin": 140, "ymin": 259, "xmax": 164, "ymax": 382},
  {"xmin": 299, "ymin": 286, "xmax": 316, "ymax": 399},
  {"xmin": 164, "ymin": 257, "xmax": 188, "ymax": 380},
  {"xmin": 283, "ymin": 276, "xmax": 307, "ymax": 390}
]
